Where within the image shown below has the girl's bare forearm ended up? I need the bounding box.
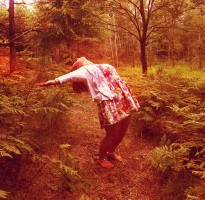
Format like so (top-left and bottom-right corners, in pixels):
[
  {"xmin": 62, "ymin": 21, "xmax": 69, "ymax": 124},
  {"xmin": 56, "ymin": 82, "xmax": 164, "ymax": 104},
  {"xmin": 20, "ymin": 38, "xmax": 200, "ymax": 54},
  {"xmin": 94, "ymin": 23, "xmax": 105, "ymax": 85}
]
[{"xmin": 35, "ymin": 79, "xmax": 60, "ymax": 86}]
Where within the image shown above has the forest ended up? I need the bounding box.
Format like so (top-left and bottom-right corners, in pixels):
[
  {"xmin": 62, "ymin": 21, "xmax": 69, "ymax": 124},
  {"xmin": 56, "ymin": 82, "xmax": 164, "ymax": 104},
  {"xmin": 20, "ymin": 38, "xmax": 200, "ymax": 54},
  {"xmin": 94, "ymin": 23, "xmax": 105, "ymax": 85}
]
[{"xmin": 0, "ymin": 0, "xmax": 205, "ymax": 199}]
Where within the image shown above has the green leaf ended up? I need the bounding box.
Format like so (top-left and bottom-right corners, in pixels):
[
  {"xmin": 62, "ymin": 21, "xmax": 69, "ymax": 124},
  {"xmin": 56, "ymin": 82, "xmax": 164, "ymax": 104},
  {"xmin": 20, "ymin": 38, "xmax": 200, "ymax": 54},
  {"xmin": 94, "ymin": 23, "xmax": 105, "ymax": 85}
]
[
  {"xmin": 0, "ymin": 190, "xmax": 10, "ymax": 199},
  {"xmin": 59, "ymin": 144, "xmax": 71, "ymax": 149},
  {"xmin": 0, "ymin": 150, "xmax": 13, "ymax": 158}
]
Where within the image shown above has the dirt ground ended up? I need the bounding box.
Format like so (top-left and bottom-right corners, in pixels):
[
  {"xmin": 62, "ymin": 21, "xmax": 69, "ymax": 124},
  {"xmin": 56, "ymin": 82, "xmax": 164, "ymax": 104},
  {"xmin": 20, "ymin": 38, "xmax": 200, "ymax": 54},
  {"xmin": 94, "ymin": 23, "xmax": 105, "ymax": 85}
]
[{"xmin": 9, "ymin": 93, "xmax": 167, "ymax": 200}]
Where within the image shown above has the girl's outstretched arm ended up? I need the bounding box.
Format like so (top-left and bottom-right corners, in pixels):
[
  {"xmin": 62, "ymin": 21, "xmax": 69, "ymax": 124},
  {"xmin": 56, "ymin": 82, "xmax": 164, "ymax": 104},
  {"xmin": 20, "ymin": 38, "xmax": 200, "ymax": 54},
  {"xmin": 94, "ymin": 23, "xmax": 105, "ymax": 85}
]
[{"xmin": 35, "ymin": 79, "xmax": 60, "ymax": 87}]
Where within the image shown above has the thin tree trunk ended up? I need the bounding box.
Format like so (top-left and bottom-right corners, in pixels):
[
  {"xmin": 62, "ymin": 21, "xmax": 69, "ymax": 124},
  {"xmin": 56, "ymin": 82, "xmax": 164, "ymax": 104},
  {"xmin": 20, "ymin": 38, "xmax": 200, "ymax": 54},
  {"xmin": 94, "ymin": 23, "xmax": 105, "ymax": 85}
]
[
  {"xmin": 198, "ymin": 32, "xmax": 203, "ymax": 69},
  {"xmin": 140, "ymin": 38, "xmax": 148, "ymax": 74},
  {"xmin": 198, "ymin": 11, "xmax": 203, "ymax": 69},
  {"xmin": 113, "ymin": 17, "xmax": 119, "ymax": 68},
  {"xmin": 114, "ymin": 31, "xmax": 119, "ymax": 67},
  {"xmin": 9, "ymin": 0, "xmax": 16, "ymax": 73},
  {"xmin": 171, "ymin": 36, "xmax": 175, "ymax": 67},
  {"xmin": 109, "ymin": 26, "xmax": 115, "ymax": 65},
  {"xmin": 55, "ymin": 47, "xmax": 60, "ymax": 64},
  {"xmin": 132, "ymin": 36, "xmax": 136, "ymax": 68}
]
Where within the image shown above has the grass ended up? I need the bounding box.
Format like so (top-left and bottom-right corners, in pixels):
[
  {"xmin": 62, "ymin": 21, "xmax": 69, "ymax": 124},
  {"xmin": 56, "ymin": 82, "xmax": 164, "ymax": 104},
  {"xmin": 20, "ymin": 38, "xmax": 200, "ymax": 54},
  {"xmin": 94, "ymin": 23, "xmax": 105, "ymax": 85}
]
[
  {"xmin": 149, "ymin": 64, "xmax": 205, "ymax": 80},
  {"xmin": 117, "ymin": 64, "xmax": 205, "ymax": 81}
]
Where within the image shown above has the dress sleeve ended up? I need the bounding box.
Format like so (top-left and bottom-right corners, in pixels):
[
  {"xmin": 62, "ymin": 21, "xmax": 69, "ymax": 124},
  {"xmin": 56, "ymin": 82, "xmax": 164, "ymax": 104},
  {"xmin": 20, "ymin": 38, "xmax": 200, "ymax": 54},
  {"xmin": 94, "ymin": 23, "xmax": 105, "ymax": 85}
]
[{"xmin": 55, "ymin": 67, "xmax": 87, "ymax": 84}]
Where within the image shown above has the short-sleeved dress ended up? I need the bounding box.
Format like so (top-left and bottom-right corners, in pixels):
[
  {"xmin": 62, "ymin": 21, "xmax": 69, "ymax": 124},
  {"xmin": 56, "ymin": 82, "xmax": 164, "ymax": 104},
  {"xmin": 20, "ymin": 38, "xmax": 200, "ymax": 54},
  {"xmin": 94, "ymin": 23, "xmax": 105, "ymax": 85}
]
[{"xmin": 97, "ymin": 65, "xmax": 140, "ymax": 128}]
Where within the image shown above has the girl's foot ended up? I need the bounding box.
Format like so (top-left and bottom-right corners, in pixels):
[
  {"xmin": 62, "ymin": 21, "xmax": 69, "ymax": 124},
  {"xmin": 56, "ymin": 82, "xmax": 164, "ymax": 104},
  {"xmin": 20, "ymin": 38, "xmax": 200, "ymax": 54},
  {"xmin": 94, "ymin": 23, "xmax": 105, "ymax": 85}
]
[
  {"xmin": 97, "ymin": 159, "xmax": 114, "ymax": 168},
  {"xmin": 107, "ymin": 152, "xmax": 123, "ymax": 162}
]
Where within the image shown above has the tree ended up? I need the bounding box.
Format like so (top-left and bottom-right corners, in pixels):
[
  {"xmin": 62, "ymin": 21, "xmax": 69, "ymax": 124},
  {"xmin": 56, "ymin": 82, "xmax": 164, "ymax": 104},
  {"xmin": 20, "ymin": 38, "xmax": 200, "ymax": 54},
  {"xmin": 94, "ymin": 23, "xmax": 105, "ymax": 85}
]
[
  {"xmin": 27, "ymin": 0, "xmax": 102, "ymax": 62},
  {"xmin": 150, "ymin": 0, "xmax": 205, "ymax": 68},
  {"xmin": 9, "ymin": 0, "xmax": 16, "ymax": 73},
  {"xmin": 93, "ymin": 0, "xmax": 202, "ymax": 73},
  {"xmin": 94, "ymin": 0, "xmax": 166, "ymax": 73},
  {"xmin": 0, "ymin": 0, "xmax": 36, "ymax": 73}
]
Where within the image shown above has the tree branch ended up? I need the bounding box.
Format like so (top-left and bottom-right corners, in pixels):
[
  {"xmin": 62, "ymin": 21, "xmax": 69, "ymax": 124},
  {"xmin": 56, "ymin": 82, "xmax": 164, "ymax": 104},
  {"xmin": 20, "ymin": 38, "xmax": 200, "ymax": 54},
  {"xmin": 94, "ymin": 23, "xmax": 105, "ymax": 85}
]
[
  {"xmin": 0, "ymin": 26, "xmax": 40, "ymax": 46},
  {"xmin": 93, "ymin": 15, "xmax": 140, "ymax": 40},
  {"xmin": 116, "ymin": 2, "xmax": 141, "ymax": 38},
  {"xmin": 148, "ymin": 5, "xmax": 198, "ymax": 31},
  {"xmin": 126, "ymin": 0, "xmax": 141, "ymax": 12},
  {"xmin": 0, "ymin": 23, "xmax": 8, "ymax": 32},
  {"xmin": 147, "ymin": 0, "xmax": 155, "ymax": 22},
  {"xmin": 14, "ymin": 0, "xmax": 37, "ymax": 5}
]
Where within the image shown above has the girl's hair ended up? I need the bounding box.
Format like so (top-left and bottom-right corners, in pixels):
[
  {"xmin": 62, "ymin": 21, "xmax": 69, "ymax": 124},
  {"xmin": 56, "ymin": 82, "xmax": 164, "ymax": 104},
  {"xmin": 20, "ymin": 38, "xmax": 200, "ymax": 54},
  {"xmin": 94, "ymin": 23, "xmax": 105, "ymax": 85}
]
[
  {"xmin": 71, "ymin": 57, "xmax": 94, "ymax": 93},
  {"xmin": 71, "ymin": 57, "xmax": 94, "ymax": 71},
  {"xmin": 72, "ymin": 82, "xmax": 88, "ymax": 93}
]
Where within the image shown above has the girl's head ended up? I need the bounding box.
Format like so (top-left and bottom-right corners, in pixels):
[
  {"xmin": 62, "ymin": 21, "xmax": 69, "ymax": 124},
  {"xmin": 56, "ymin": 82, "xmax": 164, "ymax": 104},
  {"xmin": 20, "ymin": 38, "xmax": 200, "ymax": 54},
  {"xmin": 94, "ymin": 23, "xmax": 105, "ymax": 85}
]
[
  {"xmin": 71, "ymin": 57, "xmax": 94, "ymax": 93},
  {"xmin": 71, "ymin": 57, "xmax": 94, "ymax": 71}
]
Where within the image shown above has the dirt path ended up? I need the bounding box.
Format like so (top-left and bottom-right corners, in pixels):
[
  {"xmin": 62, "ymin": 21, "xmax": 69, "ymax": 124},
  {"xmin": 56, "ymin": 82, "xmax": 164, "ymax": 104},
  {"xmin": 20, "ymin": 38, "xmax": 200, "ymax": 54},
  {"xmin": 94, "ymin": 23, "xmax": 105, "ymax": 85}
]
[
  {"xmin": 54, "ymin": 93, "xmax": 165, "ymax": 200},
  {"xmin": 9, "ymin": 93, "xmax": 166, "ymax": 200}
]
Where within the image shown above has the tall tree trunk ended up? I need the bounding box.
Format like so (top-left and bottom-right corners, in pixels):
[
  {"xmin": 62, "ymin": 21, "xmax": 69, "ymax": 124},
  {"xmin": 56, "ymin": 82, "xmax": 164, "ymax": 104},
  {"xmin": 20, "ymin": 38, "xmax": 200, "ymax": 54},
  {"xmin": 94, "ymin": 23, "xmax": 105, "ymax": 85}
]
[
  {"xmin": 55, "ymin": 47, "xmax": 60, "ymax": 64},
  {"xmin": 132, "ymin": 49, "xmax": 135, "ymax": 68},
  {"xmin": 113, "ymin": 17, "xmax": 119, "ymax": 67},
  {"xmin": 171, "ymin": 36, "xmax": 175, "ymax": 68},
  {"xmin": 198, "ymin": 32, "xmax": 203, "ymax": 69},
  {"xmin": 139, "ymin": 0, "xmax": 148, "ymax": 74},
  {"xmin": 108, "ymin": 25, "xmax": 115, "ymax": 65},
  {"xmin": 198, "ymin": 10, "xmax": 203, "ymax": 69},
  {"xmin": 114, "ymin": 30, "xmax": 119, "ymax": 67},
  {"xmin": 9, "ymin": 0, "xmax": 16, "ymax": 73},
  {"xmin": 140, "ymin": 38, "xmax": 148, "ymax": 74}
]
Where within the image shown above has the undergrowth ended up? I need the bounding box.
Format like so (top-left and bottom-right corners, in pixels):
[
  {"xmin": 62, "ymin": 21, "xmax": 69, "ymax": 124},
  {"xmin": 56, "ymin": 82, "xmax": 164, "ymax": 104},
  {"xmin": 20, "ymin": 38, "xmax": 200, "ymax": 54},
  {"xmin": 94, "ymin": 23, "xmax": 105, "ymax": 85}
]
[
  {"xmin": 1, "ymin": 62, "xmax": 204, "ymax": 199},
  {"xmin": 0, "ymin": 62, "xmax": 81, "ymax": 199},
  {"xmin": 122, "ymin": 66, "xmax": 205, "ymax": 200}
]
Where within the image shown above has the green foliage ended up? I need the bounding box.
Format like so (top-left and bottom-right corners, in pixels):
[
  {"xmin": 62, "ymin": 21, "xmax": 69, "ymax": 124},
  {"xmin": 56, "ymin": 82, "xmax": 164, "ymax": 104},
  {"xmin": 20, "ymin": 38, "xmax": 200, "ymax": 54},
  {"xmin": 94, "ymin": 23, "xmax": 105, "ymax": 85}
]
[
  {"xmin": 0, "ymin": 190, "xmax": 10, "ymax": 199},
  {"xmin": 0, "ymin": 134, "xmax": 33, "ymax": 158},
  {"xmin": 123, "ymin": 66, "xmax": 205, "ymax": 199},
  {"xmin": 0, "ymin": 7, "xmax": 9, "ymax": 43},
  {"xmin": 0, "ymin": 64, "xmax": 79, "ymax": 197},
  {"xmin": 150, "ymin": 134, "xmax": 204, "ymax": 199},
  {"xmin": 30, "ymin": 0, "xmax": 100, "ymax": 58},
  {"xmin": 150, "ymin": 135, "xmax": 189, "ymax": 172}
]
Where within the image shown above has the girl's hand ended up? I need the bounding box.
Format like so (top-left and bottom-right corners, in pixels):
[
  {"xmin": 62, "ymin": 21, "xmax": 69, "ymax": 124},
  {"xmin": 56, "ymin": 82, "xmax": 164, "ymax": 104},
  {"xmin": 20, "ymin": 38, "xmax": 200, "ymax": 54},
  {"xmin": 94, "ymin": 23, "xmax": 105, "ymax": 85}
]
[
  {"xmin": 35, "ymin": 80, "xmax": 59, "ymax": 86},
  {"xmin": 35, "ymin": 82, "xmax": 49, "ymax": 86}
]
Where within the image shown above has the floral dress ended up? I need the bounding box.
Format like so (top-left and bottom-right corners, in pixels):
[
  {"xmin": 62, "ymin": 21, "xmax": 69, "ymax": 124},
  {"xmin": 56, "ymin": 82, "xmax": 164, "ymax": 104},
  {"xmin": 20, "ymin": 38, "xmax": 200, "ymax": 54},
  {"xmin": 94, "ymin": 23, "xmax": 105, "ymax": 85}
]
[{"xmin": 97, "ymin": 64, "xmax": 140, "ymax": 128}]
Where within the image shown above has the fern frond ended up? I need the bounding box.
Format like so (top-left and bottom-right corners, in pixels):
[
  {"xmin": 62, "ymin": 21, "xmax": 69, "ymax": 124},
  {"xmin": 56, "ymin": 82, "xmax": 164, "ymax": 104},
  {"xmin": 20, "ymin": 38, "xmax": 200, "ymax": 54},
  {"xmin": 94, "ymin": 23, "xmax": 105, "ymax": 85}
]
[
  {"xmin": 0, "ymin": 135, "xmax": 33, "ymax": 155},
  {"xmin": 58, "ymin": 102, "xmax": 70, "ymax": 110},
  {"xmin": 59, "ymin": 162, "xmax": 78, "ymax": 176},
  {"xmin": 0, "ymin": 150, "xmax": 13, "ymax": 158},
  {"xmin": 0, "ymin": 107, "xmax": 27, "ymax": 116},
  {"xmin": 0, "ymin": 141, "xmax": 21, "ymax": 155},
  {"xmin": 59, "ymin": 144, "xmax": 71, "ymax": 149},
  {"xmin": 148, "ymin": 100, "xmax": 161, "ymax": 109},
  {"xmin": 41, "ymin": 155, "xmax": 78, "ymax": 176},
  {"xmin": 29, "ymin": 107, "xmax": 61, "ymax": 114},
  {"xmin": 0, "ymin": 190, "xmax": 9, "ymax": 199}
]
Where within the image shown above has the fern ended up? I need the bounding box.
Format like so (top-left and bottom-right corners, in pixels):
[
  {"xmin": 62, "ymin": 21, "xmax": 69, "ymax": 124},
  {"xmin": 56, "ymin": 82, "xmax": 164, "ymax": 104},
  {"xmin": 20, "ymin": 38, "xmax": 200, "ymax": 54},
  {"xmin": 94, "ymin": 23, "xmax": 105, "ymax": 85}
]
[
  {"xmin": 131, "ymin": 70, "xmax": 205, "ymax": 199},
  {"xmin": 60, "ymin": 144, "xmax": 71, "ymax": 149},
  {"xmin": 0, "ymin": 134, "xmax": 34, "ymax": 158},
  {"xmin": 34, "ymin": 154, "xmax": 78, "ymax": 176},
  {"xmin": 0, "ymin": 150, "xmax": 13, "ymax": 158},
  {"xmin": 0, "ymin": 190, "xmax": 10, "ymax": 199},
  {"xmin": 150, "ymin": 142, "xmax": 189, "ymax": 172},
  {"xmin": 0, "ymin": 64, "xmax": 77, "ymax": 198},
  {"xmin": 29, "ymin": 106, "xmax": 62, "ymax": 114}
]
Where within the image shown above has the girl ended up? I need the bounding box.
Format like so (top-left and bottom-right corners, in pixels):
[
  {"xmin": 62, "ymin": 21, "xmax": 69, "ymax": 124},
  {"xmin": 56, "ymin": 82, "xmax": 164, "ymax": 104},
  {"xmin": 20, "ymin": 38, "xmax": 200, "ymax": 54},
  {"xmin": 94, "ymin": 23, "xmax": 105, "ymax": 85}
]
[{"xmin": 36, "ymin": 57, "xmax": 140, "ymax": 168}]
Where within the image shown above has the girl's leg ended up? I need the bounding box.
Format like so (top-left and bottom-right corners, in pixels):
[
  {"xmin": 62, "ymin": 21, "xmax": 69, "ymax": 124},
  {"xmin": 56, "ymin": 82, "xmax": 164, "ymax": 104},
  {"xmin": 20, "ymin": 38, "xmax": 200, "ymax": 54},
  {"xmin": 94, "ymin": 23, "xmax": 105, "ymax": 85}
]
[
  {"xmin": 98, "ymin": 115, "xmax": 131, "ymax": 167},
  {"xmin": 99, "ymin": 122, "xmax": 121, "ymax": 159},
  {"xmin": 107, "ymin": 115, "xmax": 131, "ymax": 158},
  {"xmin": 98, "ymin": 122, "xmax": 121, "ymax": 168}
]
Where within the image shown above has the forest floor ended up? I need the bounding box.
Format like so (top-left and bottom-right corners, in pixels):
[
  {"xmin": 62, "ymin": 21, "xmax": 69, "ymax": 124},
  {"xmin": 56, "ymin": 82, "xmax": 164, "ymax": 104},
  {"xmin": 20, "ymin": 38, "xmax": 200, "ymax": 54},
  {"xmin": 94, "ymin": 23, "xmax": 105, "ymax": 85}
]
[{"xmin": 9, "ymin": 93, "xmax": 169, "ymax": 200}]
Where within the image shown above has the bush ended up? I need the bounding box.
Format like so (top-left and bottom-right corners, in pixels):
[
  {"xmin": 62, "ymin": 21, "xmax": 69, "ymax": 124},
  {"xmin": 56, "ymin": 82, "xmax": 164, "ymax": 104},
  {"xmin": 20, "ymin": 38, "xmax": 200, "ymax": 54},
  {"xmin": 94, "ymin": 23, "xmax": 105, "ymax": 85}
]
[
  {"xmin": 125, "ymin": 66, "xmax": 205, "ymax": 199},
  {"xmin": 0, "ymin": 63, "xmax": 79, "ymax": 198}
]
